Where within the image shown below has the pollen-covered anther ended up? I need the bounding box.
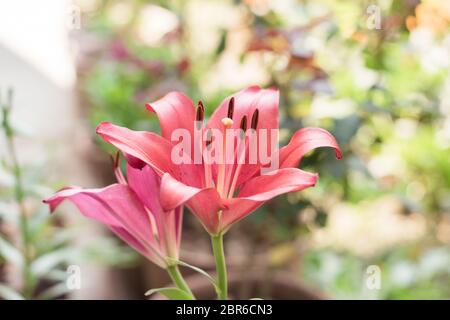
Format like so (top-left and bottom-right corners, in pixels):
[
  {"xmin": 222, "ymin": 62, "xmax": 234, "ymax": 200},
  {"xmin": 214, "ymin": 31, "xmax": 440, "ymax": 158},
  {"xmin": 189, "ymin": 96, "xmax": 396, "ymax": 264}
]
[{"xmin": 221, "ymin": 117, "xmax": 234, "ymax": 128}]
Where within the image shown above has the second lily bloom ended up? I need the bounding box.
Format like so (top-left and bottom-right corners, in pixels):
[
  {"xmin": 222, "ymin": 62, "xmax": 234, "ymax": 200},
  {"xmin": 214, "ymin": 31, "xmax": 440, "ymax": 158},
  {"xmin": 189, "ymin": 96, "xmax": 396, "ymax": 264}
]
[{"xmin": 44, "ymin": 155, "xmax": 182, "ymax": 269}]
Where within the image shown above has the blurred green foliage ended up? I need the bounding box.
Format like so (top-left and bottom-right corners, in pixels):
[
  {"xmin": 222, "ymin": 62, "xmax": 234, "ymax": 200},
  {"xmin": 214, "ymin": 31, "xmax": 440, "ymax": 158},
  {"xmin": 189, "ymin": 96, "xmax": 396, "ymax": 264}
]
[
  {"xmin": 79, "ymin": 0, "xmax": 450, "ymax": 299},
  {"xmin": 0, "ymin": 88, "xmax": 137, "ymax": 299}
]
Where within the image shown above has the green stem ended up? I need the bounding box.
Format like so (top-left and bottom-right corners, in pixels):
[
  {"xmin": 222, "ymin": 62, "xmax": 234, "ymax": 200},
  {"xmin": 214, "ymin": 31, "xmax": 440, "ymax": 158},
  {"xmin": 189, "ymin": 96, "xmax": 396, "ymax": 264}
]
[
  {"xmin": 167, "ymin": 265, "xmax": 194, "ymax": 298},
  {"xmin": 2, "ymin": 90, "xmax": 33, "ymax": 298},
  {"xmin": 211, "ymin": 233, "xmax": 227, "ymax": 300},
  {"xmin": 9, "ymin": 135, "xmax": 33, "ymax": 298}
]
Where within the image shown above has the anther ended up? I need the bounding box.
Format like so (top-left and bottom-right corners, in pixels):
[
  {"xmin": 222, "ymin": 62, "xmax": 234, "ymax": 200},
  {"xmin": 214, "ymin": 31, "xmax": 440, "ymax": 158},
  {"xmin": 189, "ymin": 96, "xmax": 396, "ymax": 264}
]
[
  {"xmin": 239, "ymin": 115, "xmax": 247, "ymax": 139},
  {"xmin": 227, "ymin": 97, "xmax": 234, "ymax": 119},
  {"xmin": 251, "ymin": 108, "xmax": 259, "ymax": 130},
  {"xmin": 206, "ymin": 128, "xmax": 213, "ymax": 149},
  {"xmin": 196, "ymin": 101, "xmax": 204, "ymax": 122},
  {"xmin": 196, "ymin": 101, "xmax": 205, "ymax": 129}
]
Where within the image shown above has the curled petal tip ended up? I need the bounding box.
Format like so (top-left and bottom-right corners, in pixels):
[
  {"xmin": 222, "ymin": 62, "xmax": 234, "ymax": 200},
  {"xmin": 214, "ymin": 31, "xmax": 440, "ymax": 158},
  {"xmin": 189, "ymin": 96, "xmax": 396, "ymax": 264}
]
[
  {"xmin": 42, "ymin": 196, "xmax": 57, "ymax": 213},
  {"xmin": 95, "ymin": 121, "xmax": 112, "ymax": 134},
  {"xmin": 246, "ymin": 85, "xmax": 262, "ymax": 91},
  {"xmin": 311, "ymin": 173, "xmax": 319, "ymax": 186}
]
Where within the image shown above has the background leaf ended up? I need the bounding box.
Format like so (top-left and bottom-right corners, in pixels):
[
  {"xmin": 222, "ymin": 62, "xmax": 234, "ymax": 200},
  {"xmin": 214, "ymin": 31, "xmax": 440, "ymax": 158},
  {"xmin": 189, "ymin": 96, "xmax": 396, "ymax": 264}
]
[
  {"xmin": 145, "ymin": 287, "xmax": 194, "ymax": 300},
  {"xmin": 0, "ymin": 284, "xmax": 24, "ymax": 300}
]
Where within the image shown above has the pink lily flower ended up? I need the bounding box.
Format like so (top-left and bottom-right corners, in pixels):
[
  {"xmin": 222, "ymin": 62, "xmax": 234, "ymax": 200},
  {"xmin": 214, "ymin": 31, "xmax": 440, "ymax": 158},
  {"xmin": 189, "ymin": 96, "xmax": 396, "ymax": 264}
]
[
  {"xmin": 43, "ymin": 155, "xmax": 182, "ymax": 268},
  {"xmin": 96, "ymin": 86, "xmax": 341, "ymax": 235}
]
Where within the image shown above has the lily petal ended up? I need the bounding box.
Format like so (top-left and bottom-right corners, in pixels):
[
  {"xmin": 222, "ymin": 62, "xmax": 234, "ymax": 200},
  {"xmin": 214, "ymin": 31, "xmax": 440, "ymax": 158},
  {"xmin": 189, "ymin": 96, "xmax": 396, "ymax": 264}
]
[
  {"xmin": 207, "ymin": 86, "xmax": 280, "ymax": 186},
  {"xmin": 124, "ymin": 153, "xmax": 146, "ymax": 169},
  {"xmin": 43, "ymin": 184, "xmax": 165, "ymax": 266},
  {"xmin": 109, "ymin": 225, "xmax": 155, "ymax": 263},
  {"xmin": 279, "ymin": 127, "xmax": 342, "ymax": 169},
  {"xmin": 97, "ymin": 122, "xmax": 202, "ymax": 186},
  {"xmin": 145, "ymin": 91, "xmax": 196, "ymax": 142},
  {"xmin": 160, "ymin": 173, "xmax": 224, "ymax": 234},
  {"xmin": 173, "ymin": 206, "xmax": 183, "ymax": 254},
  {"xmin": 127, "ymin": 164, "xmax": 164, "ymax": 219},
  {"xmin": 220, "ymin": 168, "xmax": 318, "ymax": 231},
  {"xmin": 207, "ymin": 86, "xmax": 279, "ymax": 133},
  {"xmin": 127, "ymin": 164, "xmax": 182, "ymax": 259}
]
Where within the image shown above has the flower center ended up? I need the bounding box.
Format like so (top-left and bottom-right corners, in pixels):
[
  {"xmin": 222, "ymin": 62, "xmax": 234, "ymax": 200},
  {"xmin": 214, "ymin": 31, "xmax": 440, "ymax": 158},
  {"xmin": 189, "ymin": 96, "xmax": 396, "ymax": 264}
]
[{"xmin": 196, "ymin": 98, "xmax": 259, "ymax": 198}]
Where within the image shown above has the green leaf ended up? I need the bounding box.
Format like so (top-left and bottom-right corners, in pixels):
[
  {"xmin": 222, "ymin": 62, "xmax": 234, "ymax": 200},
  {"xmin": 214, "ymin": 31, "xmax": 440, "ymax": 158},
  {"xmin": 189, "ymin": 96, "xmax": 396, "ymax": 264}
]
[
  {"xmin": 0, "ymin": 235, "xmax": 23, "ymax": 268},
  {"xmin": 36, "ymin": 282, "xmax": 71, "ymax": 300},
  {"xmin": 0, "ymin": 284, "xmax": 25, "ymax": 300},
  {"xmin": 0, "ymin": 201, "xmax": 19, "ymax": 224},
  {"xmin": 30, "ymin": 249, "xmax": 70, "ymax": 277},
  {"xmin": 145, "ymin": 287, "xmax": 194, "ymax": 300}
]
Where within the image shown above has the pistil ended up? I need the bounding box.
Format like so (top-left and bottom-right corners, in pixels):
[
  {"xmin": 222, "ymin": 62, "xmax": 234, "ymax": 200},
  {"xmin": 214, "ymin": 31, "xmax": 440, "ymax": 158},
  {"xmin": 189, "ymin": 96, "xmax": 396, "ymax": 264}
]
[
  {"xmin": 217, "ymin": 117, "xmax": 233, "ymax": 197},
  {"xmin": 214, "ymin": 98, "xmax": 235, "ymax": 196}
]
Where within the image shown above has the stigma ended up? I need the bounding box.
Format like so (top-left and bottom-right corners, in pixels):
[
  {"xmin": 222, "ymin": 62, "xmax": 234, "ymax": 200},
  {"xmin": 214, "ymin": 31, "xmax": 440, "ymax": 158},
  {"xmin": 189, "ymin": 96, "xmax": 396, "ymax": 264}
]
[{"xmin": 221, "ymin": 117, "xmax": 234, "ymax": 128}]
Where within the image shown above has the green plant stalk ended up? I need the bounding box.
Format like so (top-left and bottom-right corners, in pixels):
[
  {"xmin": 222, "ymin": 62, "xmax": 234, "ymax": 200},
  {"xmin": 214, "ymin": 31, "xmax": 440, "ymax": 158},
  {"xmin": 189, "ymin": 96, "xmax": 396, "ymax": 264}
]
[
  {"xmin": 167, "ymin": 265, "xmax": 194, "ymax": 298},
  {"xmin": 211, "ymin": 233, "xmax": 227, "ymax": 300},
  {"xmin": 2, "ymin": 92, "xmax": 33, "ymax": 298}
]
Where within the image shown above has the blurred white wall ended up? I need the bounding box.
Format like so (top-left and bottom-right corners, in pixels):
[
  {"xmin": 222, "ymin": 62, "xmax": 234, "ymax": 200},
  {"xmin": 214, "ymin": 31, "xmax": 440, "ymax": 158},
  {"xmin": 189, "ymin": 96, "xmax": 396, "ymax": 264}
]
[{"xmin": 0, "ymin": 0, "xmax": 76, "ymax": 139}]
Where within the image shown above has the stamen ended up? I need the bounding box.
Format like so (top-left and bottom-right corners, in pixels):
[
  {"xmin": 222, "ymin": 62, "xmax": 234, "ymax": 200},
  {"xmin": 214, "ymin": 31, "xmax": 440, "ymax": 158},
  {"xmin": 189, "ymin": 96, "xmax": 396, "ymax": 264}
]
[
  {"xmin": 227, "ymin": 132, "xmax": 250, "ymax": 199},
  {"xmin": 145, "ymin": 207, "xmax": 160, "ymax": 242},
  {"xmin": 206, "ymin": 128, "xmax": 213, "ymax": 149},
  {"xmin": 226, "ymin": 112, "xmax": 258, "ymax": 198},
  {"xmin": 222, "ymin": 115, "xmax": 249, "ymax": 198},
  {"xmin": 203, "ymin": 128, "xmax": 213, "ymax": 187},
  {"xmin": 217, "ymin": 117, "xmax": 234, "ymax": 197},
  {"xmin": 251, "ymin": 108, "xmax": 259, "ymax": 130},
  {"xmin": 110, "ymin": 152, "xmax": 127, "ymax": 184},
  {"xmin": 112, "ymin": 151, "xmax": 120, "ymax": 167},
  {"xmin": 227, "ymin": 97, "xmax": 234, "ymax": 119}
]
